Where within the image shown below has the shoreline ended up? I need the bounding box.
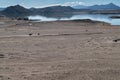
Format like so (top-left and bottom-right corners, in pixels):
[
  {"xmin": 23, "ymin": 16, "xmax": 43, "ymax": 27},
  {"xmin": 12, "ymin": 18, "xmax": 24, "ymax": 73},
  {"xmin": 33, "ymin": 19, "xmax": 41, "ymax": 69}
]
[{"xmin": 28, "ymin": 19, "xmax": 111, "ymax": 26}]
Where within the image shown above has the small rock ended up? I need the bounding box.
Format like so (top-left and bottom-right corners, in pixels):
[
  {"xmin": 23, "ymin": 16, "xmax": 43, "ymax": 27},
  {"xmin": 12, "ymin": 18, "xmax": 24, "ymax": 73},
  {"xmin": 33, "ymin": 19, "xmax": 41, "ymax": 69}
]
[
  {"xmin": 37, "ymin": 33, "xmax": 40, "ymax": 35},
  {"xmin": 0, "ymin": 54, "xmax": 5, "ymax": 58},
  {"xmin": 29, "ymin": 33, "xmax": 33, "ymax": 36},
  {"xmin": 113, "ymin": 39, "xmax": 120, "ymax": 42}
]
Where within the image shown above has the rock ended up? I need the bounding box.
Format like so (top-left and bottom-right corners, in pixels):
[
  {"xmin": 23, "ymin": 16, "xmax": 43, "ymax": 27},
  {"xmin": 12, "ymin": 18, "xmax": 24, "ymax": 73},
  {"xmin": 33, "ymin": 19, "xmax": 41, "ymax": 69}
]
[
  {"xmin": 113, "ymin": 39, "xmax": 120, "ymax": 42},
  {"xmin": 0, "ymin": 54, "xmax": 5, "ymax": 58},
  {"xmin": 110, "ymin": 16, "xmax": 120, "ymax": 19},
  {"xmin": 17, "ymin": 17, "xmax": 29, "ymax": 20}
]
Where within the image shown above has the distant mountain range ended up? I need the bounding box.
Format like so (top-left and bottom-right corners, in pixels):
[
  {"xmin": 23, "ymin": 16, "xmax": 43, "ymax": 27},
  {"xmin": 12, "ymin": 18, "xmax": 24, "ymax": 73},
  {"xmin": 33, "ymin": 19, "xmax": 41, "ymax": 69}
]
[
  {"xmin": 30, "ymin": 5, "xmax": 75, "ymax": 14},
  {"xmin": 0, "ymin": 3, "xmax": 120, "ymax": 18},
  {"xmin": 1, "ymin": 5, "xmax": 32, "ymax": 17},
  {"xmin": 0, "ymin": 5, "xmax": 75, "ymax": 17},
  {"xmin": 30, "ymin": 6, "xmax": 75, "ymax": 18},
  {"xmin": 0, "ymin": 8, "xmax": 5, "ymax": 11},
  {"xmin": 73, "ymin": 3, "xmax": 120, "ymax": 10}
]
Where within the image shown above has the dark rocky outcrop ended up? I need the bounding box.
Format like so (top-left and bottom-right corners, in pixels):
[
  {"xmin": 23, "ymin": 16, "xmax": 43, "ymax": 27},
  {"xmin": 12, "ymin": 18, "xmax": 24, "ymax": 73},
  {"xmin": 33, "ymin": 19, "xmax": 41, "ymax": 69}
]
[{"xmin": 110, "ymin": 16, "xmax": 120, "ymax": 19}]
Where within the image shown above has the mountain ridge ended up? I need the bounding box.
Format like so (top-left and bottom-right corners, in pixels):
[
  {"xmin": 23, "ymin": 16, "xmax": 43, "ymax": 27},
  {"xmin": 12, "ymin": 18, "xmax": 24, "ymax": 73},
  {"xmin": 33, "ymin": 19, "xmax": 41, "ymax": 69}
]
[
  {"xmin": 1, "ymin": 5, "xmax": 32, "ymax": 17},
  {"xmin": 73, "ymin": 3, "xmax": 120, "ymax": 10},
  {"xmin": 1, "ymin": 3, "xmax": 120, "ymax": 17}
]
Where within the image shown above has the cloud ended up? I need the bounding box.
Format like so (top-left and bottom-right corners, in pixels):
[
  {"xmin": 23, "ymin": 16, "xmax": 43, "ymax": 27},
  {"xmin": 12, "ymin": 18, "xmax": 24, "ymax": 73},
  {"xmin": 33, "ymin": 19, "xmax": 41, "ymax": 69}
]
[
  {"xmin": 40, "ymin": 4, "xmax": 61, "ymax": 8},
  {"xmin": 62, "ymin": 1, "xmax": 85, "ymax": 6},
  {"xmin": 40, "ymin": 1, "xmax": 85, "ymax": 8}
]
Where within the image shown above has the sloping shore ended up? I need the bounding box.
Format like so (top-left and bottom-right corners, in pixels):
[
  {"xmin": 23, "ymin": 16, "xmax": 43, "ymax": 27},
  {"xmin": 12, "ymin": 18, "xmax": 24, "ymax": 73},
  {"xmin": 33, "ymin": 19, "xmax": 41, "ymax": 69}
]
[{"xmin": 0, "ymin": 18, "xmax": 120, "ymax": 80}]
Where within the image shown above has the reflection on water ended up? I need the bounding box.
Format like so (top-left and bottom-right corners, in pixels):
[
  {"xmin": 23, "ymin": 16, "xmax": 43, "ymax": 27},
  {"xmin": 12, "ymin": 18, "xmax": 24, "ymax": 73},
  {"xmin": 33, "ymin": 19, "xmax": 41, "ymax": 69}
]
[{"xmin": 29, "ymin": 14, "xmax": 120, "ymax": 25}]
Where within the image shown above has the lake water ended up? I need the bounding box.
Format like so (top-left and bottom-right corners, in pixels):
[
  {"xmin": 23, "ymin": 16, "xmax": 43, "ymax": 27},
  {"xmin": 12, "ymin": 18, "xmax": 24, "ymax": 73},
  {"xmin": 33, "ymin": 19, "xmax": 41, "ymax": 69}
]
[{"xmin": 29, "ymin": 14, "xmax": 120, "ymax": 25}]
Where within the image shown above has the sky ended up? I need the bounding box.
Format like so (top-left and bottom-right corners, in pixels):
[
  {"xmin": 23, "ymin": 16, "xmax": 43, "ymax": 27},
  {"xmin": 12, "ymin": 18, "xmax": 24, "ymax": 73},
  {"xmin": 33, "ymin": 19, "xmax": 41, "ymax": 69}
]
[{"xmin": 0, "ymin": 0, "xmax": 120, "ymax": 8}]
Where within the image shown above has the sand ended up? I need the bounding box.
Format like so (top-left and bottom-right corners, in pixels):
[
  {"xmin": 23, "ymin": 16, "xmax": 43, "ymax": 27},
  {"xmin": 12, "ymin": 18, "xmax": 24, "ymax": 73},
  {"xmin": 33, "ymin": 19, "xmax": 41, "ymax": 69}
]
[{"xmin": 0, "ymin": 18, "xmax": 120, "ymax": 80}]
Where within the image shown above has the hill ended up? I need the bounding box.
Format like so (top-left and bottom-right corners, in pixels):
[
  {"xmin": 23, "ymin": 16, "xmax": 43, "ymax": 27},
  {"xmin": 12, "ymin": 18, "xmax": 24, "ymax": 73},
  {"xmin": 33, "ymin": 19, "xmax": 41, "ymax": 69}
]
[
  {"xmin": 86, "ymin": 3, "xmax": 120, "ymax": 10},
  {"xmin": 73, "ymin": 3, "xmax": 120, "ymax": 10},
  {"xmin": 1, "ymin": 5, "xmax": 31, "ymax": 17},
  {"xmin": 31, "ymin": 6, "xmax": 75, "ymax": 14},
  {"xmin": 30, "ymin": 6, "xmax": 75, "ymax": 18},
  {"xmin": 0, "ymin": 8, "xmax": 5, "ymax": 11}
]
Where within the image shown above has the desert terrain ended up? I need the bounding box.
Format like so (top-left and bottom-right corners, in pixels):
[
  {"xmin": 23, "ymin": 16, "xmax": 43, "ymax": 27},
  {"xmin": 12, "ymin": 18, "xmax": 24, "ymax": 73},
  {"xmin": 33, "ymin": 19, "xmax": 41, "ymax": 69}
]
[{"xmin": 0, "ymin": 17, "xmax": 120, "ymax": 80}]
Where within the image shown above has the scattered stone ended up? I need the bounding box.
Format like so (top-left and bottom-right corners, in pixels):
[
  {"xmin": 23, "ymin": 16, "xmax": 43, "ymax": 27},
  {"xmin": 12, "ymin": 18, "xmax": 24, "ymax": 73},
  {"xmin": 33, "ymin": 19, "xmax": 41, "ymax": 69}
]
[
  {"xmin": 37, "ymin": 33, "xmax": 40, "ymax": 35},
  {"xmin": 113, "ymin": 39, "xmax": 120, "ymax": 42},
  {"xmin": 0, "ymin": 75, "xmax": 11, "ymax": 80},
  {"xmin": 29, "ymin": 33, "xmax": 33, "ymax": 36},
  {"xmin": 0, "ymin": 54, "xmax": 5, "ymax": 58}
]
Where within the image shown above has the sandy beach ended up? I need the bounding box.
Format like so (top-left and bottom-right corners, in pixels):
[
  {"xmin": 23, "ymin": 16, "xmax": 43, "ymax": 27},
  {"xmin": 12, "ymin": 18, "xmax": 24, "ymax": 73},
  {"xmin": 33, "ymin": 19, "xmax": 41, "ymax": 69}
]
[{"xmin": 0, "ymin": 18, "xmax": 120, "ymax": 80}]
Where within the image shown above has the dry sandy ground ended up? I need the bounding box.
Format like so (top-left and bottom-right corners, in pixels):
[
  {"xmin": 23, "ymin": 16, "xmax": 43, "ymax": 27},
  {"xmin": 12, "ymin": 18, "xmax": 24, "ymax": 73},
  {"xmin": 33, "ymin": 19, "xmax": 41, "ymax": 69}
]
[{"xmin": 0, "ymin": 18, "xmax": 120, "ymax": 80}]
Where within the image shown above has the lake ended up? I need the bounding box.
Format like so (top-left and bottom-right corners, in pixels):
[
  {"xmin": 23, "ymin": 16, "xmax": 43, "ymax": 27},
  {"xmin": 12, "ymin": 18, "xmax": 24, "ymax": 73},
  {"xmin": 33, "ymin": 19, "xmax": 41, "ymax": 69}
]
[{"xmin": 29, "ymin": 14, "xmax": 120, "ymax": 25}]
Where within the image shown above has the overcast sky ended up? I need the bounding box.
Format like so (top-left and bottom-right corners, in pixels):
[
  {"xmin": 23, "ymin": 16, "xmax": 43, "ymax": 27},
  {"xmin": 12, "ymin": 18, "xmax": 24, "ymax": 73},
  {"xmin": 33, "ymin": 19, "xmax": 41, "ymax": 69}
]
[{"xmin": 0, "ymin": 0, "xmax": 120, "ymax": 8}]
